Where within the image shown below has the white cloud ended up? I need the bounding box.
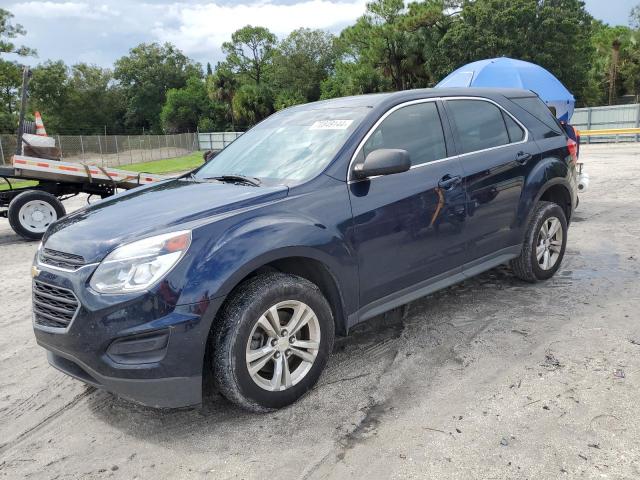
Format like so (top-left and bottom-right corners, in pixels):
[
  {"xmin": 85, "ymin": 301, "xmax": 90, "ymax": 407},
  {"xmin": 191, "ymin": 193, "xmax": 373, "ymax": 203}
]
[
  {"xmin": 8, "ymin": 1, "xmax": 367, "ymax": 66},
  {"xmin": 151, "ymin": 1, "xmax": 367, "ymax": 57},
  {"xmin": 11, "ymin": 1, "xmax": 120, "ymax": 20}
]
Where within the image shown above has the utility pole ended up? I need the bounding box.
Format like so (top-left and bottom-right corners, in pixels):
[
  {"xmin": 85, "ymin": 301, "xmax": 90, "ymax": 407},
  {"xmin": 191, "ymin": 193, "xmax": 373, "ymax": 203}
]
[{"xmin": 16, "ymin": 66, "xmax": 32, "ymax": 155}]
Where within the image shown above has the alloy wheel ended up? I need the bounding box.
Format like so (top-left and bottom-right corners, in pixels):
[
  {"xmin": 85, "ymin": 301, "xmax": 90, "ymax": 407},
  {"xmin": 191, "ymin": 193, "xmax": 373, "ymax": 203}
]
[
  {"xmin": 245, "ymin": 300, "xmax": 321, "ymax": 392},
  {"xmin": 536, "ymin": 216, "xmax": 563, "ymax": 270}
]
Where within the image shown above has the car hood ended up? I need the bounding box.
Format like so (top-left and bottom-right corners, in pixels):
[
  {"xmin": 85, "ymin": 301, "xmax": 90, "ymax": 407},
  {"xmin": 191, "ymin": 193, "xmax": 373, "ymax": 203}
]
[{"xmin": 43, "ymin": 179, "xmax": 289, "ymax": 263}]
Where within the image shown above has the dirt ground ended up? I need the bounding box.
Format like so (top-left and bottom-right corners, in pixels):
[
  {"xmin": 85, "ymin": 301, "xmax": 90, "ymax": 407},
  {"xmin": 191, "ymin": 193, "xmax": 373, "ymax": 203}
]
[{"xmin": 1, "ymin": 144, "xmax": 639, "ymax": 479}]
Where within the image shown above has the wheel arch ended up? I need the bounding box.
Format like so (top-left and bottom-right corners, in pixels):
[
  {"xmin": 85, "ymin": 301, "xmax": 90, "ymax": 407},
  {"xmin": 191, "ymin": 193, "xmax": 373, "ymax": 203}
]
[
  {"xmin": 517, "ymin": 172, "xmax": 574, "ymax": 244},
  {"xmin": 200, "ymin": 247, "xmax": 351, "ymax": 399},
  {"xmin": 535, "ymin": 180, "xmax": 573, "ymax": 223},
  {"xmin": 216, "ymin": 251, "xmax": 349, "ymax": 336}
]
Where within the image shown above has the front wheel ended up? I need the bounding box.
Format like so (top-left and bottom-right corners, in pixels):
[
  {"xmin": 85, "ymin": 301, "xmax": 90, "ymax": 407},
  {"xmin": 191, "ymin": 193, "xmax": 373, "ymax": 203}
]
[
  {"xmin": 510, "ymin": 201, "xmax": 568, "ymax": 282},
  {"xmin": 213, "ymin": 272, "xmax": 334, "ymax": 412},
  {"xmin": 8, "ymin": 190, "xmax": 66, "ymax": 240}
]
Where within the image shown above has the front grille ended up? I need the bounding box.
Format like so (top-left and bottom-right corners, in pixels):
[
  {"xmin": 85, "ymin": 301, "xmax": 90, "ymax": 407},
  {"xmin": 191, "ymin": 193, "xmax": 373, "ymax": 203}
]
[
  {"xmin": 40, "ymin": 248, "xmax": 86, "ymax": 271},
  {"xmin": 33, "ymin": 280, "xmax": 79, "ymax": 329}
]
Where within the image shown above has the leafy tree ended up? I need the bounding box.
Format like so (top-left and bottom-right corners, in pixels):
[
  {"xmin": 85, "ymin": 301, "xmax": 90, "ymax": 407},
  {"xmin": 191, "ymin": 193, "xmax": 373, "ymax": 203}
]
[
  {"xmin": 207, "ymin": 63, "xmax": 239, "ymax": 129},
  {"xmin": 232, "ymin": 84, "xmax": 273, "ymax": 127},
  {"xmin": 440, "ymin": 0, "xmax": 595, "ymax": 105},
  {"xmin": 271, "ymin": 28, "xmax": 337, "ymax": 104},
  {"xmin": 197, "ymin": 112, "xmax": 230, "ymax": 133},
  {"xmin": 29, "ymin": 61, "xmax": 126, "ymax": 134},
  {"xmin": 28, "ymin": 61, "xmax": 71, "ymax": 132},
  {"xmin": 0, "ymin": 8, "xmax": 36, "ymax": 57},
  {"xmin": 222, "ymin": 25, "xmax": 277, "ymax": 84},
  {"xmin": 585, "ymin": 23, "xmax": 632, "ymax": 104},
  {"xmin": 0, "ymin": 60, "xmax": 21, "ymax": 114},
  {"xmin": 338, "ymin": 0, "xmax": 411, "ymax": 91},
  {"xmin": 588, "ymin": 21, "xmax": 640, "ymax": 104},
  {"xmin": 66, "ymin": 64, "xmax": 126, "ymax": 134},
  {"xmin": 320, "ymin": 61, "xmax": 390, "ymax": 98},
  {"xmin": 405, "ymin": 0, "xmax": 462, "ymax": 84},
  {"xmin": 8, "ymin": 0, "xmax": 640, "ymax": 135},
  {"xmin": 325, "ymin": 0, "xmax": 448, "ymax": 97},
  {"xmin": 114, "ymin": 42, "xmax": 201, "ymax": 133},
  {"xmin": 620, "ymin": 34, "xmax": 640, "ymax": 100},
  {"xmin": 631, "ymin": 4, "xmax": 640, "ymax": 30},
  {"xmin": 161, "ymin": 76, "xmax": 221, "ymax": 133},
  {"xmin": 0, "ymin": 8, "xmax": 36, "ymax": 132},
  {"xmin": 0, "ymin": 59, "xmax": 20, "ymax": 131},
  {"xmin": 274, "ymin": 89, "xmax": 307, "ymax": 110}
]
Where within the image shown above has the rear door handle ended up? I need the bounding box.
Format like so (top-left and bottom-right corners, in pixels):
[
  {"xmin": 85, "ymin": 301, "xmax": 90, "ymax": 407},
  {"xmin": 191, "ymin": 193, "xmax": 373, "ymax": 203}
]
[
  {"xmin": 438, "ymin": 174, "xmax": 462, "ymax": 190},
  {"xmin": 516, "ymin": 151, "xmax": 532, "ymax": 165}
]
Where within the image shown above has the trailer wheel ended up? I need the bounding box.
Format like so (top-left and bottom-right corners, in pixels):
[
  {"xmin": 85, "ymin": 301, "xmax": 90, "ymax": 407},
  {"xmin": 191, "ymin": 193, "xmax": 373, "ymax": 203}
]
[{"xmin": 8, "ymin": 190, "xmax": 66, "ymax": 240}]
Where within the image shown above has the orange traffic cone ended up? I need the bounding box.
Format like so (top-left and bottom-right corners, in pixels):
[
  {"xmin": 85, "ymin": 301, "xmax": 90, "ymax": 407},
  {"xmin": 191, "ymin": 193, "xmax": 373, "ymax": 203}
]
[{"xmin": 34, "ymin": 111, "xmax": 47, "ymax": 136}]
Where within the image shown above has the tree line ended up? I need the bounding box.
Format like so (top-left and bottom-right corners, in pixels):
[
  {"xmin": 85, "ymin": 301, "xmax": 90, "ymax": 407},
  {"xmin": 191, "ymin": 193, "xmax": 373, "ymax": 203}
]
[{"xmin": 1, "ymin": 0, "xmax": 640, "ymax": 135}]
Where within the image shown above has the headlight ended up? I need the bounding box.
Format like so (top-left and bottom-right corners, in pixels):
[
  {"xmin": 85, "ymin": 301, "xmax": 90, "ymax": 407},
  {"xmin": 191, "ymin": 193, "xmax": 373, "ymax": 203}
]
[{"xmin": 90, "ymin": 230, "xmax": 191, "ymax": 294}]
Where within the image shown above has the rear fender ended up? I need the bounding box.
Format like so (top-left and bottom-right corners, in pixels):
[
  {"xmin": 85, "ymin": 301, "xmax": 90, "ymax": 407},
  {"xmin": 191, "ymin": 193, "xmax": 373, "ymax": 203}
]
[{"xmin": 516, "ymin": 156, "xmax": 572, "ymax": 240}]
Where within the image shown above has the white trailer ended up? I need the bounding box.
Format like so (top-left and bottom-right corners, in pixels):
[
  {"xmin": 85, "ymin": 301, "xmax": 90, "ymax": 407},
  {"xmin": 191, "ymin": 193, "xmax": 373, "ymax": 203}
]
[{"xmin": 1, "ymin": 155, "xmax": 171, "ymax": 240}]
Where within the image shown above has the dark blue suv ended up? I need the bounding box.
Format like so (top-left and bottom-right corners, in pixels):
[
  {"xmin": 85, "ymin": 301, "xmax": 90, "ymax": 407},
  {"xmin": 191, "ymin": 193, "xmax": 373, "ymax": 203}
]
[{"xmin": 32, "ymin": 88, "xmax": 578, "ymax": 411}]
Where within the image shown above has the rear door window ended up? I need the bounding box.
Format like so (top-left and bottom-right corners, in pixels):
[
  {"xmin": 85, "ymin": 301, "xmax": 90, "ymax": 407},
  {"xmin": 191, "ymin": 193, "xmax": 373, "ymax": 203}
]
[
  {"xmin": 446, "ymin": 99, "xmax": 510, "ymax": 154},
  {"xmin": 363, "ymin": 101, "xmax": 447, "ymax": 167}
]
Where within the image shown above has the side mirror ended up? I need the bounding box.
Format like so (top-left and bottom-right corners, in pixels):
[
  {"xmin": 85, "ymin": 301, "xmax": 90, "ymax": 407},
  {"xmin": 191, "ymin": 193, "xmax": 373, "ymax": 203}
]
[{"xmin": 352, "ymin": 148, "xmax": 411, "ymax": 180}]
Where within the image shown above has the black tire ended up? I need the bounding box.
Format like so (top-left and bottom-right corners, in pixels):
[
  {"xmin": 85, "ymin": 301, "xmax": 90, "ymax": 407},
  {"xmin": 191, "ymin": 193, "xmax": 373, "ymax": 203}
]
[
  {"xmin": 213, "ymin": 272, "xmax": 334, "ymax": 412},
  {"xmin": 510, "ymin": 201, "xmax": 568, "ymax": 282},
  {"xmin": 8, "ymin": 190, "xmax": 66, "ymax": 240}
]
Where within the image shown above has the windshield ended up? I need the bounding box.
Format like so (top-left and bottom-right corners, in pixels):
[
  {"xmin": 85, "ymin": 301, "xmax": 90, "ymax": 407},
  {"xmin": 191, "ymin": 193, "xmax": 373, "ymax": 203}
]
[{"xmin": 194, "ymin": 106, "xmax": 370, "ymax": 184}]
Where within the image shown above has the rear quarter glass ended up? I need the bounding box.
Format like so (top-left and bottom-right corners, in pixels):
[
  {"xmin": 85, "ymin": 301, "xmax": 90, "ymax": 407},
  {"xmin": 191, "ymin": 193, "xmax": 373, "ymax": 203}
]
[{"xmin": 510, "ymin": 97, "xmax": 564, "ymax": 136}]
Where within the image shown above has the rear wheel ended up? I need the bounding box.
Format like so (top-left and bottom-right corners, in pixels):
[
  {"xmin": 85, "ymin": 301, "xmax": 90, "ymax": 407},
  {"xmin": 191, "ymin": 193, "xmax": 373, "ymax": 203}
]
[
  {"xmin": 213, "ymin": 272, "xmax": 334, "ymax": 412},
  {"xmin": 510, "ymin": 201, "xmax": 567, "ymax": 282},
  {"xmin": 8, "ymin": 190, "xmax": 66, "ymax": 240}
]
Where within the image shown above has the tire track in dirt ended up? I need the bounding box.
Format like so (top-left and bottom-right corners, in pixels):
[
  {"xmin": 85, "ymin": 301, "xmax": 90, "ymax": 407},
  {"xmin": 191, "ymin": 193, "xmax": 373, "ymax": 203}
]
[
  {"xmin": 0, "ymin": 388, "xmax": 93, "ymax": 457},
  {"xmin": 305, "ymin": 264, "xmax": 569, "ymax": 478}
]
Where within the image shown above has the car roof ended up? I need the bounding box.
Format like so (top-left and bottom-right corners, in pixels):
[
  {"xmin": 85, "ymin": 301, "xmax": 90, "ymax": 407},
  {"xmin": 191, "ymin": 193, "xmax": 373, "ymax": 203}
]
[{"xmin": 291, "ymin": 88, "xmax": 538, "ymax": 111}]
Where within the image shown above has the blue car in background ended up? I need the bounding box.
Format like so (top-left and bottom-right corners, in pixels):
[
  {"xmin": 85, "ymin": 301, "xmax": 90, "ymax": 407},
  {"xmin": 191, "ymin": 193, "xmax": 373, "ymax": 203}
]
[{"xmin": 32, "ymin": 88, "xmax": 578, "ymax": 411}]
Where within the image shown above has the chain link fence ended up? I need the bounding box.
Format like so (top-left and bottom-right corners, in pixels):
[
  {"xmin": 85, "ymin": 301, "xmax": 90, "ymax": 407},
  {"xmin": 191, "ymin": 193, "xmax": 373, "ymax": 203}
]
[{"xmin": 0, "ymin": 132, "xmax": 198, "ymax": 166}]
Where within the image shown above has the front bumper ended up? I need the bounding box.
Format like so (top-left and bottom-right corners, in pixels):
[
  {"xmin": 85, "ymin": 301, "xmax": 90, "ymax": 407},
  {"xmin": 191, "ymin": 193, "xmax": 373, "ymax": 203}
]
[
  {"xmin": 32, "ymin": 260, "xmax": 224, "ymax": 408},
  {"xmin": 45, "ymin": 348, "xmax": 202, "ymax": 408}
]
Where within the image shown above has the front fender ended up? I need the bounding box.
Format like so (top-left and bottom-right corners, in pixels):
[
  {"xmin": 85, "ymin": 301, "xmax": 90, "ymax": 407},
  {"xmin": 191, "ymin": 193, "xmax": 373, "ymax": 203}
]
[{"xmin": 175, "ymin": 213, "xmax": 358, "ymax": 315}]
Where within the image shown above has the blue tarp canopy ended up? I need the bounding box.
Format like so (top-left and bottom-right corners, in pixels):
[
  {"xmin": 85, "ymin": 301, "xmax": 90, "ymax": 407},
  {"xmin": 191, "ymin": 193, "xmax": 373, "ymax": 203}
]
[{"xmin": 436, "ymin": 57, "xmax": 575, "ymax": 122}]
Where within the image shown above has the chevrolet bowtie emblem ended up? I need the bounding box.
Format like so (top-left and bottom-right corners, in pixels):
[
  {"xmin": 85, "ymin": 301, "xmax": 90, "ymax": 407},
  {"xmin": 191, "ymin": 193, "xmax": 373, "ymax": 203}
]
[{"xmin": 31, "ymin": 265, "xmax": 40, "ymax": 278}]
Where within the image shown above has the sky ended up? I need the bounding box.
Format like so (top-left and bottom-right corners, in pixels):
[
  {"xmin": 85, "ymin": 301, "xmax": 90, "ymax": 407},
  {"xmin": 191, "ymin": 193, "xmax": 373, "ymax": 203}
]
[{"xmin": 2, "ymin": 0, "xmax": 638, "ymax": 68}]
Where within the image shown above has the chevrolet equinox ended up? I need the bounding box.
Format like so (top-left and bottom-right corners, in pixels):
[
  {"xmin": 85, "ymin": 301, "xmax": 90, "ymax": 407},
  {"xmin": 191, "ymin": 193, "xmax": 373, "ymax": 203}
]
[{"xmin": 32, "ymin": 88, "xmax": 578, "ymax": 411}]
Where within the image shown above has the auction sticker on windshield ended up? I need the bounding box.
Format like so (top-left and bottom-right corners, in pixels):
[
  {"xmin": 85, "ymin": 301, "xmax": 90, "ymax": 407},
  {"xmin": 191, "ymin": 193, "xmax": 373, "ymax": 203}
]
[{"xmin": 309, "ymin": 120, "xmax": 354, "ymax": 130}]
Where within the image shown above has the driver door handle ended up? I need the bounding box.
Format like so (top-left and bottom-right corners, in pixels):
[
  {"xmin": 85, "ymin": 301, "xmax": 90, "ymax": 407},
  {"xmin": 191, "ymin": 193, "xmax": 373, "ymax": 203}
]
[{"xmin": 438, "ymin": 174, "xmax": 462, "ymax": 190}]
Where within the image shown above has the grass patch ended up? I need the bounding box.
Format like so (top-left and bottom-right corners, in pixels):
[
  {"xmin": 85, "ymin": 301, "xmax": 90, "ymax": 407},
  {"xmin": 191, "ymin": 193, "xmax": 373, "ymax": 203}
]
[
  {"xmin": 123, "ymin": 151, "xmax": 204, "ymax": 175},
  {"xmin": 0, "ymin": 179, "xmax": 38, "ymax": 192}
]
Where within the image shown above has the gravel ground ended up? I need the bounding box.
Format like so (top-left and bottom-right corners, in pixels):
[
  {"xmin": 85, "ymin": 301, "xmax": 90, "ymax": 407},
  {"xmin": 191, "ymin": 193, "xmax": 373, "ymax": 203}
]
[{"xmin": 1, "ymin": 144, "xmax": 639, "ymax": 479}]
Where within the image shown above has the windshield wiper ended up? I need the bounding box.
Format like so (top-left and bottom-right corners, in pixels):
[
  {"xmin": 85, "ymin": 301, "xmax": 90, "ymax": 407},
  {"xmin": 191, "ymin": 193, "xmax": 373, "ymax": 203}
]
[
  {"xmin": 181, "ymin": 172, "xmax": 199, "ymax": 182},
  {"xmin": 203, "ymin": 174, "xmax": 261, "ymax": 187}
]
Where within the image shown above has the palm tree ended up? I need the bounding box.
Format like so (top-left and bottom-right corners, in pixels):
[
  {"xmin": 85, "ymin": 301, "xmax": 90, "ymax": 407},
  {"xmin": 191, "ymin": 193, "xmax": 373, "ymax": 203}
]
[{"xmin": 207, "ymin": 63, "xmax": 238, "ymax": 130}]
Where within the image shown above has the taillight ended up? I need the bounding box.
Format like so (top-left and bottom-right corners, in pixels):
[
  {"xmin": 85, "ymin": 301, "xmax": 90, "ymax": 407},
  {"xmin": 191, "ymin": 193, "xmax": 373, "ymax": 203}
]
[
  {"xmin": 567, "ymin": 125, "xmax": 579, "ymax": 165},
  {"xmin": 567, "ymin": 138, "xmax": 578, "ymax": 165}
]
